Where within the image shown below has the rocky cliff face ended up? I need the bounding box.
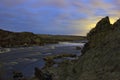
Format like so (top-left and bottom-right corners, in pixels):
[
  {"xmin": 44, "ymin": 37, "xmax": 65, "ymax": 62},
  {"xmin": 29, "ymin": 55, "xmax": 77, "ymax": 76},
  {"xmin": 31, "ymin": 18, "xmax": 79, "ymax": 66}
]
[
  {"xmin": 77, "ymin": 16, "xmax": 120, "ymax": 80},
  {"xmin": 82, "ymin": 16, "xmax": 112, "ymax": 53},
  {"xmin": 112, "ymin": 18, "xmax": 120, "ymax": 30},
  {"xmin": 46, "ymin": 16, "xmax": 120, "ymax": 80},
  {"xmin": 78, "ymin": 16, "xmax": 120, "ymax": 80},
  {"xmin": 87, "ymin": 16, "xmax": 111, "ymax": 39}
]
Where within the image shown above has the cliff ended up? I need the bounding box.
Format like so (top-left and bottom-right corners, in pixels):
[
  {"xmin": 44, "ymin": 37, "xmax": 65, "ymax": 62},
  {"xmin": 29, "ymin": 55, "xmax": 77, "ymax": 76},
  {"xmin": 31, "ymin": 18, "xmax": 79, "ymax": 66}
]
[{"xmin": 45, "ymin": 16, "xmax": 120, "ymax": 80}]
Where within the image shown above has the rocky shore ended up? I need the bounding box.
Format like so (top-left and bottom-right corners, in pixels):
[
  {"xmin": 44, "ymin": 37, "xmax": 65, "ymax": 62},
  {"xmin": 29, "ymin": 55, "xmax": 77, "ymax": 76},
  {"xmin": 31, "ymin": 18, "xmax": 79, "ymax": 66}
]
[{"xmin": 0, "ymin": 48, "xmax": 10, "ymax": 53}]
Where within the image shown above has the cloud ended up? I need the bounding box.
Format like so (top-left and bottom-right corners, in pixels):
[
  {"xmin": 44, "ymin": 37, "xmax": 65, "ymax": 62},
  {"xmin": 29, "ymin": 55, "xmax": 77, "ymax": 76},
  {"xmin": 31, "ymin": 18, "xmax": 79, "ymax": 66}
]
[
  {"xmin": 0, "ymin": 0, "xmax": 29, "ymax": 7},
  {"xmin": 29, "ymin": 0, "xmax": 69, "ymax": 9},
  {"xmin": 0, "ymin": 0, "xmax": 120, "ymax": 35}
]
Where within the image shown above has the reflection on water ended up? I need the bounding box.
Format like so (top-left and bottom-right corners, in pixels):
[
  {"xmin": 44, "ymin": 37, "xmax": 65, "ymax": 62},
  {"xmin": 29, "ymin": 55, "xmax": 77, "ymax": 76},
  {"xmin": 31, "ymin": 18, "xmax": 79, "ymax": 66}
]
[{"xmin": 48, "ymin": 42, "xmax": 85, "ymax": 47}]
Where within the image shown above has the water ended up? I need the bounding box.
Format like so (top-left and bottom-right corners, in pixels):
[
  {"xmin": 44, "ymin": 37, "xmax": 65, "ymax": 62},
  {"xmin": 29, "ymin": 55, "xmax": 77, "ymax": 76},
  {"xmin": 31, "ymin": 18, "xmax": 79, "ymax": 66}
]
[{"xmin": 0, "ymin": 42, "xmax": 85, "ymax": 80}]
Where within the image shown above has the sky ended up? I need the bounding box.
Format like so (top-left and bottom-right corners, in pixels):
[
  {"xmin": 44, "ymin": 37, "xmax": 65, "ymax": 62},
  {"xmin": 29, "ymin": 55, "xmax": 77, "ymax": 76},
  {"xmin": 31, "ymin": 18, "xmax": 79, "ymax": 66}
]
[{"xmin": 0, "ymin": 0, "xmax": 120, "ymax": 36}]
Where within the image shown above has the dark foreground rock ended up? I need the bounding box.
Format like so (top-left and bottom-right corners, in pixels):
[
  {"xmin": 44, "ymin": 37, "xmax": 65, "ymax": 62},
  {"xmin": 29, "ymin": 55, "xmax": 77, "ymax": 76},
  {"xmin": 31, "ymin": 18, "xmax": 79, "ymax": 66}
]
[
  {"xmin": 34, "ymin": 67, "xmax": 52, "ymax": 80},
  {"xmin": 42, "ymin": 16, "xmax": 120, "ymax": 80},
  {"xmin": 13, "ymin": 71, "xmax": 27, "ymax": 80}
]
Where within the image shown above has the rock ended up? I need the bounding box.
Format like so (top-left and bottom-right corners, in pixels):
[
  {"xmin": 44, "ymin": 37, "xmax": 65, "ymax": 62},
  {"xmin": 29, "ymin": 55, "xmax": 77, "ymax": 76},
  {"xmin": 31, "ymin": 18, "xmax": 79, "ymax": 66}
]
[
  {"xmin": 112, "ymin": 18, "xmax": 120, "ymax": 30},
  {"xmin": 34, "ymin": 67, "xmax": 45, "ymax": 80},
  {"xmin": 95, "ymin": 16, "xmax": 111, "ymax": 30},
  {"xmin": 81, "ymin": 42, "xmax": 89, "ymax": 55},
  {"xmin": 0, "ymin": 48, "xmax": 10, "ymax": 53},
  {"xmin": 13, "ymin": 71, "xmax": 24, "ymax": 80},
  {"xmin": 76, "ymin": 46, "xmax": 81, "ymax": 50},
  {"xmin": 87, "ymin": 16, "xmax": 112, "ymax": 39},
  {"xmin": 34, "ymin": 67, "xmax": 53, "ymax": 80}
]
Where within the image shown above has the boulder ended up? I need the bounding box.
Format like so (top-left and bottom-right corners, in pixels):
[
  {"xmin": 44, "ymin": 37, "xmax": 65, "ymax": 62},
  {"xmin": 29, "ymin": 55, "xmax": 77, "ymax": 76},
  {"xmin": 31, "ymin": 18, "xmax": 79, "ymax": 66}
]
[{"xmin": 34, "ymin": 67, "xmax": 52, "ymax": 80}]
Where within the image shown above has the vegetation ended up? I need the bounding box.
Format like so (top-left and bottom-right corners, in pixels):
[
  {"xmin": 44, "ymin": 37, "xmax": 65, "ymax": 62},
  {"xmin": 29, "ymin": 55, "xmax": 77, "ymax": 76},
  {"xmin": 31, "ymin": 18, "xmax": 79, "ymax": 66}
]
[
  {"xmin": 0, "ymin": 29, "xmax": 86, "ymax": 47},
  {"xmin": 38, "ymin": 34, "xmax": 86, "ymax": 44},
  {"xmin": 43, "ymin": 54, "xmax": 76, "ymax": 61},
  {"xmin": 43, "ymin": 54, "xmax": 77, "ymax": 68},
  {"xmin": 0, "ymin": 30, "xmax": 41, "ymax": 47},
  {"xmin": 42, "ymin": 16, "xmax": 120, "ymax": 80}
]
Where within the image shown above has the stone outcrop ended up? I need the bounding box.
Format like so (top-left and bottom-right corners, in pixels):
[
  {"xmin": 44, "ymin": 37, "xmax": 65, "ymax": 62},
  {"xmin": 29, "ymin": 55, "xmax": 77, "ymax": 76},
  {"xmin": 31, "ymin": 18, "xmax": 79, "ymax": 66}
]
[
  {"xmin": 80, "ymin": 16, "xmax": 120, "ymax": 80},
  {"xmin": 87, "ymin": 16, "xmax": 112, "ymax": 40},
  {"xmin": 50, "ymin": 16, "xmax": 120, "ymax": 80},
  {"xmin": 34, "ymin": 67, "xmax": 52, "ymax": 80},
  {"xmin": 112, "ymin": 18, "xmax": 120, "ymax": 30}
]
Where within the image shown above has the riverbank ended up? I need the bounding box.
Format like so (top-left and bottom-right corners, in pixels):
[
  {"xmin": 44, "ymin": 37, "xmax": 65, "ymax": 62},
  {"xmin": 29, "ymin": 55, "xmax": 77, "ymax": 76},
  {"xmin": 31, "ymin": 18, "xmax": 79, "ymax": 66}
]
[
  {"xmin": 0, "ymin": 42, "xmax": 85, "ymax": 80},
  {"xmin": 0, "ymin": 29, "xmax": 86, "ymax": 48},
  {"xmin": 0, "ymin": 48, "xmax": 11, "ymax": 54}
]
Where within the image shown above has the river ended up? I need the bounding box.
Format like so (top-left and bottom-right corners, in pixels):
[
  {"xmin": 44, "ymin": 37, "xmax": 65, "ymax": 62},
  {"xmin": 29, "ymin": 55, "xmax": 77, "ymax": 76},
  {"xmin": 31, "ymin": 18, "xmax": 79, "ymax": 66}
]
[{"xmin": 0, "ymin": 42, "xmax": 85, "ymax": 80}]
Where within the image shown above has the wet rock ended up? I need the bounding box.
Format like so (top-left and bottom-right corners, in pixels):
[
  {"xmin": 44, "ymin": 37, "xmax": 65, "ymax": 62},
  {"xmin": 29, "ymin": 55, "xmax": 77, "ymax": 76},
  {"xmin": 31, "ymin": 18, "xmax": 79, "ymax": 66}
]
[
  {"xmin": 81, "ymin": 42, "xmax": 89, "ymax": 55},
  {"xmin": 0, "ymin": 48, "xmax": 10, "ymax": 53},
  {"xmin": 76, "ymin": 46, "xmax": 81, "ymax": 50},
  {"xmin": 34, "ymin": 67, "xmax": 44, "ymax": 80},
  {"xmin": 34, "ymin": 67, "xmax": 52, "ymax": 80},
  {"xmin": 13, "ymin": 71, "xmax": 25, "ymax": 80}
]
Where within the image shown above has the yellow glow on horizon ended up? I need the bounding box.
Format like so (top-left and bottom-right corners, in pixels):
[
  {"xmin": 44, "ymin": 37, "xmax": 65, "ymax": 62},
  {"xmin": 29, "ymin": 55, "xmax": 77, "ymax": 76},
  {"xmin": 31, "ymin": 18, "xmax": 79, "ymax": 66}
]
[
  {"xmin": 73, "ymin": 17, "xmax": 119, "ymax": 36},
  {"xmin": 88, "ymin": 23, "xmax": 96, "ymax": 29},
  {"xmin": 85, "ymin": 17, "xmax": 102, "ymax": 31},
  {"xmin": 110, "ymin": 17, "xmax": 118, "ymax": 24},
  {"xmin": 86, "ymin": 17, "xmax": 119, "ymax": 30},
  {"xmin": 85, "ymin": 22, "xmax": 98, "ymax": 31}
]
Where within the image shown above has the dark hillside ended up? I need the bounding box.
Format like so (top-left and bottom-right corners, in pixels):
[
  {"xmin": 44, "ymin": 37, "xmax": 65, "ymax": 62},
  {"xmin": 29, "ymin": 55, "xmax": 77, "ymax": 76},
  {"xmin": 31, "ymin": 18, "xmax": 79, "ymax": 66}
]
[
  {"xmin": 44, "ymin": 16, "xmax": 120, "ymax": 80},
  {"xmin": 0, "ymin": 29, "xmax": 41, "ymax": 47},
  {"xmin": 0, "ymin": 29, "xmax": 85, "ymax": 47}
]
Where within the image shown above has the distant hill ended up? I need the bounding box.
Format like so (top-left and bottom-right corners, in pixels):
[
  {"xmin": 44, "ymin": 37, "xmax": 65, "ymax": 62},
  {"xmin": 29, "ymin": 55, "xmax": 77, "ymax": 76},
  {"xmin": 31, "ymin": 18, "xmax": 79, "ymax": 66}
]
[
  {"xmin": 0, "ymin": 29, "xmax": 40, "ymax": 47},
  {"xmin": 37, "ymin": 34, "xmax": 86, "ymax": 43},
  {"xmin": 0, "ymin": 29, "xmax": 86, "ymax": 47},
  {"xmin": 45, "ymin": 16, "xmax": 120, "ymax": 80}
]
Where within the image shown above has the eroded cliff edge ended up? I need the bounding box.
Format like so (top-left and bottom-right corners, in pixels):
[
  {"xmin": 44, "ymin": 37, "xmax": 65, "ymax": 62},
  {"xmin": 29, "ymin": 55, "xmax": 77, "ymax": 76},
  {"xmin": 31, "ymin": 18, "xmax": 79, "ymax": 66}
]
[{"xmin": 42, "ymin": 16, "xmax": 120, "ymax": 80}]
